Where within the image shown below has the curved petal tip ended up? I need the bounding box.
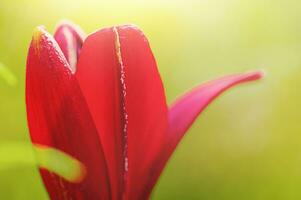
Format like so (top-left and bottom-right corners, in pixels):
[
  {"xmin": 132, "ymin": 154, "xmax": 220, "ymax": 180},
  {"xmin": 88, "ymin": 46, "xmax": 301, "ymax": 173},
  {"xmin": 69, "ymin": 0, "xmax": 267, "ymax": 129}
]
[
  {"xmin": 54, "ymin": 20, "xmax": 86, "ymax": 73},
  {"xmin": 54, "ymin": 19, "xmax": 86, "ymax": 39},
  {"xmin": 244, "ymin": 70, "xmax": 266, "ymax": 81}
]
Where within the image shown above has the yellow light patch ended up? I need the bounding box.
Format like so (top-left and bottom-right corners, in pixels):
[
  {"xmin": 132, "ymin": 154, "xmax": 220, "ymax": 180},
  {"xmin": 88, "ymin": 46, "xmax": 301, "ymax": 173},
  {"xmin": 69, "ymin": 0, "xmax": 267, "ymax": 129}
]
[
  {"xmin": 32, "ymin": 27, "xmax": 44, "ymax": 54},
  {"xmin": 0, "ymin": 62, "xmax": 17, "ymax": 86}
]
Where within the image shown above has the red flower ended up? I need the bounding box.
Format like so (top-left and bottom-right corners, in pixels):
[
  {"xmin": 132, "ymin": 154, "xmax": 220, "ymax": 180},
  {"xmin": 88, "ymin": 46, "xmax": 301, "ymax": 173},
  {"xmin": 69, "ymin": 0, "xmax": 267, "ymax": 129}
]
[{"xmin": 26, "ymin": 21, "xmax": 263, "ymax": 200}]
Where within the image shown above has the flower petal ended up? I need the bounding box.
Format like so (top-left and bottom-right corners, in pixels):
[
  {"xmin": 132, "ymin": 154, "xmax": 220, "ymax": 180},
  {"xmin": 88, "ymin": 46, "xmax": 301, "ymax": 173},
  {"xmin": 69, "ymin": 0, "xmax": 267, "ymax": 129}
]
[
  {"xmin": 168, "ymin": 71, "xmax": 263, "ymax": 141},
  {"xmin": 54, "ymin": 20, "xmax": 85, "ymax": 73},
  {"xmin": 76, "ymin": 25, "xmax": 168, "ymax": 200},
  {"xmin": 26, "ymin": 27, "xmax": 111, "ymax": 200},
  {"xmin": 117, "ymin": 26, "xmax": 168, "ymax": 200},
  {"xmin": 76, "ymin": 27, "xmax": 124, "ymax": 200},
  {"xmin": 146, "ymin": 71, "xmax": 264, "ymax": 195}
]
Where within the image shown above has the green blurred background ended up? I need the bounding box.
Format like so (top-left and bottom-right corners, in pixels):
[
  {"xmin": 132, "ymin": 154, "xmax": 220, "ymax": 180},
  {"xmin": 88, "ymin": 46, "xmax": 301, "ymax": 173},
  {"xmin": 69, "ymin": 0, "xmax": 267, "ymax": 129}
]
[{"xmin": 1, "ymin": 0, "xmax": 301, "ymax": 199}]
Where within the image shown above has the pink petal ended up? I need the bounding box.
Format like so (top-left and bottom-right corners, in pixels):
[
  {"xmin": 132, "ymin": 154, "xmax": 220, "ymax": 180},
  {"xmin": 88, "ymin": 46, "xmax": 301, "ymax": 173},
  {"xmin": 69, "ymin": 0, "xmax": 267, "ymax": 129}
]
[
  {"xmin": 54, "ymin": 20, "xmax": 85, "ymax": 72},
  {"xmin": 168, "ymin": 71, "xmax": 263, "ymax": 141},
  {"xmin": 146, "ymin": 71, "xmax": 264, "ymax": 195}
]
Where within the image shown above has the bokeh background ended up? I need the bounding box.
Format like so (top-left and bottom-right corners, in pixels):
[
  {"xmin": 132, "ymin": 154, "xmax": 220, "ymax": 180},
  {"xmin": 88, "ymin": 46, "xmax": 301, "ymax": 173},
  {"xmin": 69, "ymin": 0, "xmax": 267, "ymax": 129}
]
[{"xmin": 1, "ymin": 0, "xmax": 301, "ymax": 199}]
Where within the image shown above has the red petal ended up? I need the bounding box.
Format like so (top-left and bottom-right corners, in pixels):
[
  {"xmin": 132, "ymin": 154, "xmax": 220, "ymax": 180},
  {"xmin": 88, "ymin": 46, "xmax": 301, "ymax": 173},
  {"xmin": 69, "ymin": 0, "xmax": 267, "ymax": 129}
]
[
  {"xmin": 54, "ymin": 20, "xmax": 85, "ymax": 72},
  {"xmin": 76, "ymin": 25, "xmax": 168, "ymax": 200},
  {"xmin": 26, "ymin": 27, "xmax": 111, "ymax": 200},
  {"xmin": 145, "ymin": 71, "xmax": 264, "ymax": 194},
  {"xmin": 76, "ymin": 27, "xmax": 124, "ymax": 200},
  {"xmin": 117, "ymin": 26, "xmax": 168, "ymax": 199}
]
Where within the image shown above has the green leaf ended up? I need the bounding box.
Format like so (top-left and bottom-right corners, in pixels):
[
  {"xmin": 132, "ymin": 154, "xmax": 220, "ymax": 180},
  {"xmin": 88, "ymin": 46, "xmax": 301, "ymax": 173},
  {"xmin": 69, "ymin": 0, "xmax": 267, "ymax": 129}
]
[
  {"xmin": 0, "ymin": 142, "xmax": 86, "ymax": 183},
  {"xmin": 0, "ymin": 62, "xmax": 17, "ymax": 86}
]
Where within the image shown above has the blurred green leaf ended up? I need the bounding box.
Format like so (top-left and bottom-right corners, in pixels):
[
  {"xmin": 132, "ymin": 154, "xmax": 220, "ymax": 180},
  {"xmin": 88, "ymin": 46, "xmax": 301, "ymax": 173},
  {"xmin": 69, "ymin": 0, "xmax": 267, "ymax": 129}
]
[
  {"xmin": 34, "ymin": 144, "xmax": 86, "ymax": 183},
  {"xmin": 0, "ymin": 62, "xmax": 17, "ymax": 86},
  {"xmin": 0, "ymin": 142, "xmax": 85, "ymax": 183}
]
